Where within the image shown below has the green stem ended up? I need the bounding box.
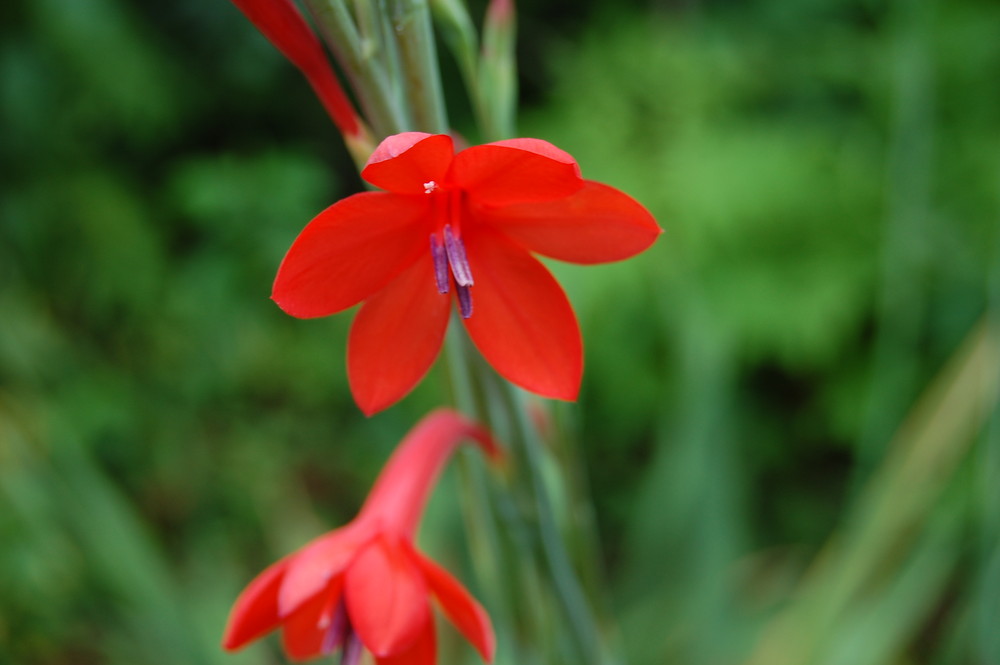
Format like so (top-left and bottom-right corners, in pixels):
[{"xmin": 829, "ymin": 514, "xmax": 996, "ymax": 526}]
[
  {"xmin": 443, "ymin": 325, "xmax": 539, "ymax": 662},
  {"xmin": 350, "ymin": 0, "xmax": 383, "ymax": 63},
  {"xmin": 429, "ymin": 0, "xmax": 491, "ymax": 137},
  {"xmin": 442, "ymin": 322, "xmax": 609, "ymax": 665},
  {"xmin": 479, "ymin": 0, "xmax": 517, "ymax": 140},
  {"xmin": 389, "ymin": 0, "xmax": 449, "ymax": 133},
  {"xmin": 304, "ymin": 0, "xmax": 409, "ymax": 136},
  {"xmin": 548, "ymin": 404, "xmax": 624, "ymax": 654},
  {"xmin": 501, "ymin": 383, "xmax": 607, "ymax": 665}
]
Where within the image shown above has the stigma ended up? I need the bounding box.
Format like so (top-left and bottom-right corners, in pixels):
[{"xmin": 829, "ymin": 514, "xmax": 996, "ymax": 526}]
[{"xmin": 430, "ymin": 225, "xmax": 474, "ymax": 318}]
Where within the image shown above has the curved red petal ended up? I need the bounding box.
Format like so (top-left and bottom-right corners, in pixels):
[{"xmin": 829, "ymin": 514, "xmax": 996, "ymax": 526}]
[
  {"xmin": 281, "ymin": 578, "xmax": 340, "ymax": 662},
  {"xmin": 222, "ymin": 558, "xmax": 290, "ymax": 651},
  {"xmin": 278, "ymin": 523, "xmax": 374, "ymax": 617},
  {"xmin": 461, "ymin": 229, "xmax": 582, "ymax": 400},
  {"xmin": 345, "ymin": 537, "xmax": 432, "ymax": 657},
  {"xmin": 359, "ymin": 410, "xmax": 500, "ymax": 534},
  {"xmin": 272, "ymin": 192, "xmax": 429, "ymax": 318},
  {"xmin": 486, "ymin": 138, "xmax": 577, "ymax": 164},
  {"xmin": 376, "ymin": 622, "xmax": 436, "ymax": 665},
  {"xmin": 229, "ymin": 0, "xmax": 360, "ymax": 137},
  {"xmin": 347, "ymin": 257, "xmax": 451, "ymax": 416},
  {"xmin": 479, "ymin": 181, "xmax": 662, "ymax": 264},
  {"xmin": 414, "ymin": 552, "xmax": 495, "ymax": 662},
  {"xmin": 362, "ymin": 133, "xmax": 455, "ymax": 194},
  {"xmin": 450, "ymin": 141, "xmax": 583, "ymax": 206}
]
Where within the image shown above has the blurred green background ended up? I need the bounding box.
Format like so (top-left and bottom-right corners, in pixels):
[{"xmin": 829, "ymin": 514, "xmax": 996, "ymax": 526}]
[{"xmin": 2, "ymin": 0, "xmax": 999, "ymax": 663}]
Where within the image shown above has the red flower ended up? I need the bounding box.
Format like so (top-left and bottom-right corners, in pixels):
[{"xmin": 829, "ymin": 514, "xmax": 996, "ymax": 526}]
[
  {"xmin": 223, "ymin": 409, "xmax": 499, "ymax": 664},
  {"xmin": 272, "ymin": 132, "xmax": 661, "ymax": 415}
]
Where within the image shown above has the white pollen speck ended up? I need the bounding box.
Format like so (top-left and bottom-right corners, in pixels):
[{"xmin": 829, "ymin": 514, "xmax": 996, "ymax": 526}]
[{"xmin": 423, "ymin": 180, "xmax": 437, "ymax": 194}]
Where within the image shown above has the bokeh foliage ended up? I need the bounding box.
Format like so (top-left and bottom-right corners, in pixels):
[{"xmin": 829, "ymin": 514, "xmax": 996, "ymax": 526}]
[{"xmin": 1, "ymin": 0, "xmax": 998, "ymax": 664}]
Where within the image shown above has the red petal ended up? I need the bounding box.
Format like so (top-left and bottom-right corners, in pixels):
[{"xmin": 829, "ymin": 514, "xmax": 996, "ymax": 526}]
[
  {"xmin": 272, "ymin": 192, "xmax": 429, "ymax": 318},
  {"xmin": 450, "ymin": 139, "xmax": 583, "ymax": 206},
  {"xmin": 345, "ymin": 537, "xmax": 432, "ymax": 657},
  {"xmin": 281, "ymin": 578, "xmax": 340, "ymax": 661},
  {"xmin": 376, "ymin": 623, "xmax": 436, "ymax": 665},
  {"xmin": 222, "ymin": 558, "xmax": 290, "ymax": 651},
  {"xmin": 414, "ymin": 552, "xmax": 495, "ymax": 662},
  {"xmin": 279, "ymin": 523, "xmax": 374, "ymax": 617},
  {"xmin": 486, "ymin": 138, "xmax": 577, "ymax": 164},
  {"xmin": 461, "ymin": 229, "xmax": 582, "ymax": 400},
  {"xmin": 479, "ymin": 181, "xmax": 661, "ymax": 264},
  {"xmin": 362, "ymin": 133, "xmax": 455, "ymax": 194},
  {"xmin": 347, "ymin": 257, "xmax": 451, "ymax": 415},
  {"xmin": 359, "ymin": 410, "xmax": 500, "ymax": 534},
  {"xmin": 229, "ymin": 0, "xmax": 360, "ymax": 136}
]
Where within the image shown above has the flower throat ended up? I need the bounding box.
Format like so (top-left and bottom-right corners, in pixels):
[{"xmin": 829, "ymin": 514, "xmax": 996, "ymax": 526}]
[{"xmin": 426, "ymin": 181, "xmax": 474, "ymax": 318}]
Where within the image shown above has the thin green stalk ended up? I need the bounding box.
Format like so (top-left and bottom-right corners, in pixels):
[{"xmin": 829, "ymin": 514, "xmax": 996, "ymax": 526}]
[
  {"xmin": 430, "ymin": 0, "xmax": 490, "ymax": 136},
  {"xmin": 374, "ymin": 0, "xmax": 404, "ymax": 101},
  {"xmin": 429, "ymin": 0, "xmax": 478, "ymax": 81},
  {"xmin": 352, "ymin": 0, "xmax": 405, "ymax": 105},
  {"xmin": 304, "ymin": 0, "xmax": 408, "ymax": 135},
  {"xmin": 442, "ymin": 323, "xmax": 612, "ymax": 665},
  {"xmin": 500, "ymin": 382, "xmax": 608, "ymax": 665},
  {"xmin": 479, "ymin": 0, "xmax": 517, "ymax": 139},
  {"xmin": 442, "ymin": 323, "xmax": 504, "ymax": 613},
  {"xmin": 547, "ymin": 405, "xmax": 618, "ymax": 630},
  {"xmin": 443, "ymin": 325, "xmax": 544, "ymax": 661},
  {"xmin": 461, "ymin": 335, "xmax": 609, "ymax": 664},
  {"xmin": 349, "ymin": 0, "xmax": 384, "ymax": 65},
  {"xmin": 389, "ymin": 0, "xmax": 448, "ymax": 133}
]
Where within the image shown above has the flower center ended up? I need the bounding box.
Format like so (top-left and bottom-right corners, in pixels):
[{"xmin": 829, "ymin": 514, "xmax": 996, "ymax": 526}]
[
  {"xmin": 428, "ymin": 191, "xmax": 474, "ymax": 318},
  {"xmin": 321, "ymin": 596, "xmax": 364, "ymax": 665}
]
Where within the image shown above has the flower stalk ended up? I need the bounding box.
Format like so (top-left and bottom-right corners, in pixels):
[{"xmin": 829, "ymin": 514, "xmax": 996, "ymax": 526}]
[
  {"xmin": 443, "ymin": 326, "xmax": 611, "ymax": 665},
  {"xmin": 429, "ymin": 0, "xmax": 479, "ymax": 103},
  {"xmin": 391, "ymin": 0, "xmax": 450, "ymax": 134},
  {"xmin": 303, "ymin": 0, "xmax": 409, "ymax": 136},
  {"xmin": 479, "ymin": 0, "xmax": 517, "ymax": 139}
]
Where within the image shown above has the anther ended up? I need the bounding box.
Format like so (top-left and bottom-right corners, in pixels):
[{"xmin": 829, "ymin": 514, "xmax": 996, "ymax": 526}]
[
  {"xmin": 456, "ymin": 284, "xmax": 473, "ymax": 318},
  {"xmin": 443, "ymin": 225, "xmax": 474, "ymax": 287},
  {"xmin": 430, "ymin": 235, "xmax": 449, "ymax": 293}
]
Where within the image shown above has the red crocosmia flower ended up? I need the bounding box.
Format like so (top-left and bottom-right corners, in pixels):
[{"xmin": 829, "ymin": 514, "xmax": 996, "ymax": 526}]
[
  {"xmin": 272, "ymin": 132, "xmax": 662, "ymax": 415},
  {"xmin": 223, "ymin": 409, "xmax": 499, "ymax": 664}
]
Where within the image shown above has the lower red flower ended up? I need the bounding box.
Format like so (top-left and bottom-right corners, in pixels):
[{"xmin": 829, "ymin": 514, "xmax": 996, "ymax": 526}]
[{"xmin": 222, "ymin": 410, "xmax": 498, "ymax": 664}]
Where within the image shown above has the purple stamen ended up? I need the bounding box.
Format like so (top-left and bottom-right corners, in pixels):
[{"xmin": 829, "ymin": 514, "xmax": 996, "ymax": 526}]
[
  {"xmin": 430, "ymin": 235, "xmax": 449, "ymax": 293},
  {"xmin": 321, "ymin": 598, "xmax": 350, "ymax": 654},
  {"xmin": 342, "ymin": 631, "xmax": 364, "ymax": 665},
  {"xmin": 320, "ymin": 598, "xmax": 365, "ymax": 665},
  {"xmin": 430, "ymin": 226, "xmax": 476, "ymax": 318},
  {"xmin": 456, "ymin": 284, "xmax": 473, "ymax": 318},
  {"xmin": 443, "ymin": 225, "xmax": 474, "ymax": 287}
]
